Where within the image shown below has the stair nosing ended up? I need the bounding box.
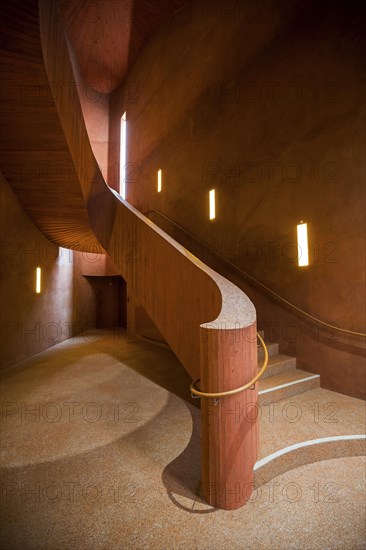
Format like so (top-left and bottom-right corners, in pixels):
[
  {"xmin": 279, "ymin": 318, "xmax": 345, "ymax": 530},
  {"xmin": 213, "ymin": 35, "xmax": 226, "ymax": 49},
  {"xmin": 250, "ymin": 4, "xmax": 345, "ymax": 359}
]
[
  {"xmin": 265, "ymin": 354, "xmax": 295, "ymax": 365},
  {"xmin": 259, "ymin": 373, "xmax": 320, "ymax": 395}
]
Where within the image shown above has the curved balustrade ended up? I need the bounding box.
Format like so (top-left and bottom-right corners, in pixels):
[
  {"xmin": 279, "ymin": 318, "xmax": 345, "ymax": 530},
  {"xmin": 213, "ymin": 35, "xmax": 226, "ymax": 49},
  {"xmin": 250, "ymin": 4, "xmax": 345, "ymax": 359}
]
[{"xmin": 2, "ymin": 0, "xmax": 262, "ymax": 509}]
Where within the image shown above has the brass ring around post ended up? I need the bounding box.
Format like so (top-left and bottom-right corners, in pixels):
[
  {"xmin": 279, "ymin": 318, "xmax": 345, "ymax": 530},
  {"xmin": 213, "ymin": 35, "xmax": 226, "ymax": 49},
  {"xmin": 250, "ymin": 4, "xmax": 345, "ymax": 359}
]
[{"xmin": 190, "ymin": 332, "xmax": 269, "ymax": 399}]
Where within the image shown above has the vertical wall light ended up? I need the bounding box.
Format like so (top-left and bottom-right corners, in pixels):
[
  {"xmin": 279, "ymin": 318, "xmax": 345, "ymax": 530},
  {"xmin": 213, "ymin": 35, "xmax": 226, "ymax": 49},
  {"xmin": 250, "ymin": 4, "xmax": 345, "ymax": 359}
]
[
  {"xmin": 209, "ymin": 189, "xmax": 216, "ymax": 220},
  {"xmin": 119, "ymin": 112, "xmax": 127, "ymax": 199},
  {"xmin": 157, "ymin": 169, "xmax": 162, "ymax": 192},
  {"xmin": 36, "ymin": 267, "xmax": 42, "ymax": 294},
  {"xmin": 297, "ymin": 221, "xmax": 309, "ymax": 266}
]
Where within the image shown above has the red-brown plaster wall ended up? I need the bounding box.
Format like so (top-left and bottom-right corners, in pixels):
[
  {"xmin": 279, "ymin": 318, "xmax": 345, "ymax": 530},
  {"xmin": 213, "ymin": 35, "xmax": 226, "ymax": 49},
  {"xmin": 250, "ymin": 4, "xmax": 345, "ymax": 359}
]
[
  {"xmin": 110, "ymin": 0, "xmax": 365, "ymax": 398},
  {"xmin": 0, "ymin": 171, "xmax": 97, "ymax": 368}
]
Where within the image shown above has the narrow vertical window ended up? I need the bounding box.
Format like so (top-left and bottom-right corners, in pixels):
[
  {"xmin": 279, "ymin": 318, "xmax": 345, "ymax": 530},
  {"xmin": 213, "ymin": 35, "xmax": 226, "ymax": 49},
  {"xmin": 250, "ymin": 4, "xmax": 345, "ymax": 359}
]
[
  {"xmin": 157, "ymin": 169, "xmax": 162, "ymax": 192},
  {"xmin": 297, "ymin": 222, "xmax": 309, "ymax": 266},
  {"xmin": 36, "ymin": 267, "xmax": 41, "ymax": 294},
  {"xmin": 209, "ymin": 189, "xmax": 216, "ymax": 220},
  {"xmin": 120, "ymin": 112, "xmax": 127, "ymax": 199}
]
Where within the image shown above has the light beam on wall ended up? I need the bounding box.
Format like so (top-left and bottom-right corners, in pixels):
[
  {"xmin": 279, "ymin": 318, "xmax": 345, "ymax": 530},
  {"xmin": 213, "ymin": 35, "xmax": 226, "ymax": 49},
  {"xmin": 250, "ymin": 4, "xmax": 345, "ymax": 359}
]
[
  {"xmin": 209, "ymin": 189, "xmax": 216, "ymax": 220},
  {"xmin": 36, "ymin": 267, "xmax": 42, "ymax": 294},
  {"xmin": 157, "ymin": 169, "xmax": 162, "ymax": 192},
  {"xmin": 297, "ymin": 221, "xmax": 309, "ymax": 266},
  {"xmin": 120, "ymin": 112, "xmax": 127, "ymax": 199}
]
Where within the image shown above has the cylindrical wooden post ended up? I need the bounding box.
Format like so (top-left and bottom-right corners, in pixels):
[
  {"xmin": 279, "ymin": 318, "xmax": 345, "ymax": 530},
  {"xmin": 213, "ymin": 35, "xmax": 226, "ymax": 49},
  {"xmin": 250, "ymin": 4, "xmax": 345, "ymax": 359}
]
[{"xmin": 200, "ymin": 322, "xmax": 259, "ymax": 510}]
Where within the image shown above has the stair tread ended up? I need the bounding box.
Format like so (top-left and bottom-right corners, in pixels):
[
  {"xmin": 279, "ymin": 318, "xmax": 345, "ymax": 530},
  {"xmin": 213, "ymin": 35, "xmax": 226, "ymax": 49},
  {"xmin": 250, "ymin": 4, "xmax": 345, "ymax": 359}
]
[
  {"xmin": 259, "ymin": 368, "xmax": 319, "ymax": 392},
  {"xmin": 258, "ymin": 341, "xmax": 278, "ymax": 355},
  {"xmin": 259, "ymin": 353, "xmax": 296, "ymax": 380},
  {"xmin": 263, "ymin": 354, "xmax": 295, "ymax": 366}
]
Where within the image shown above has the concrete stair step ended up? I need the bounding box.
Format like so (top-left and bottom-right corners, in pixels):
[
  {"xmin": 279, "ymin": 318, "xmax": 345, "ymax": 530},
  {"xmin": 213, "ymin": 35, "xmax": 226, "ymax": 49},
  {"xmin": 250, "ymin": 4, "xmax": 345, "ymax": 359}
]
[
  {"xmin": 260, "ymin": 354, "xmax": 296, "ymax": 379},
  {"xmin": 259, "ymin": 369, "xmax": 320, "ymax": 404},
  {"xmin": 258, "ymin": 341, "xmax": 279, "ymax": 360}
]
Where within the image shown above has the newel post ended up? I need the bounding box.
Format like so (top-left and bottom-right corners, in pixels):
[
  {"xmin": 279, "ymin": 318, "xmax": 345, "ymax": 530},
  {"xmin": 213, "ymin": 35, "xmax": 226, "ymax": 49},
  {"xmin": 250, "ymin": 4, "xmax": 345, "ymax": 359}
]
[{"xmin": 200, "ymin": 321, "xmax": 259, "ymax": 510}]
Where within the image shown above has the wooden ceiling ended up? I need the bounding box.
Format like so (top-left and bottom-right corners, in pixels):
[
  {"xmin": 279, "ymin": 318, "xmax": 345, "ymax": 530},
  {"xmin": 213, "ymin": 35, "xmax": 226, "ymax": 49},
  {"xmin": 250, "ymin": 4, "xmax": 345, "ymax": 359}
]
[{"xmin": 59, "ymin": 0, "xmax": 191, "ymax": 93}]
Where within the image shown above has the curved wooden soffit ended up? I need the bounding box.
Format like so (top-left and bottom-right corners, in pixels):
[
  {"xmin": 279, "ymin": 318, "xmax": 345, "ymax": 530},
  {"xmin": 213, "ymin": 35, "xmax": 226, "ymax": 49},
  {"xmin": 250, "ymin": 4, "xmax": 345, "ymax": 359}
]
[{"xmin": 0, "ymin": 1, "xmax": 103, "ymax": 252}]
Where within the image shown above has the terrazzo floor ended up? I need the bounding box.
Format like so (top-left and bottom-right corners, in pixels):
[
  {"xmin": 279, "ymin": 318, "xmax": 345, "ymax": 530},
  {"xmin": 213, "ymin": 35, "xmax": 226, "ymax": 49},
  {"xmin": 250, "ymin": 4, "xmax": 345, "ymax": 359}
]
[{"xmin": 1, "ymin": 330, "xmax": 365, "ymax": 550}]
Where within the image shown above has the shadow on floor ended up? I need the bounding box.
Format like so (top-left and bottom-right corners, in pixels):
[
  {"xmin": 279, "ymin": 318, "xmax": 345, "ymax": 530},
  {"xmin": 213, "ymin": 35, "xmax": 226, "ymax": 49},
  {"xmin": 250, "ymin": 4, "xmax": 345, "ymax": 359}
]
[{"xmin": 161, "ymin": 402, "xmax": 217, "ymax": 514}]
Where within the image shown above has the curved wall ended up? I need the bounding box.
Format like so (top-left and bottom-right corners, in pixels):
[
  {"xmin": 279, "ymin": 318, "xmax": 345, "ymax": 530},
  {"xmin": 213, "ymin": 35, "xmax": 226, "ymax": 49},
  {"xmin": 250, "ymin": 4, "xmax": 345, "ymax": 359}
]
[{"xmin": 0, "ymin": 172, "xmax": 97, "ymax": 367}]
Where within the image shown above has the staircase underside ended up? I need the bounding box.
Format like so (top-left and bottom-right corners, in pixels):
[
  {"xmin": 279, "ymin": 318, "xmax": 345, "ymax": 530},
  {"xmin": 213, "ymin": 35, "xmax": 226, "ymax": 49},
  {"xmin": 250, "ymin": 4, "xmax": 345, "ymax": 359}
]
[{"xmin": 0, "ymin": 0, "xmax": 103, "ymax": 252}]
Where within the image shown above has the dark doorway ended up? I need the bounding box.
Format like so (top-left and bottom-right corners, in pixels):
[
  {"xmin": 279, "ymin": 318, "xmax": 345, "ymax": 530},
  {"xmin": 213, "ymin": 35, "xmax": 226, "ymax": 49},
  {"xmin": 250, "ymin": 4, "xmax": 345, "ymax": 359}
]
[{"xmin": 86, "ymin": 275, "xmax": 127, "ymax": 328}]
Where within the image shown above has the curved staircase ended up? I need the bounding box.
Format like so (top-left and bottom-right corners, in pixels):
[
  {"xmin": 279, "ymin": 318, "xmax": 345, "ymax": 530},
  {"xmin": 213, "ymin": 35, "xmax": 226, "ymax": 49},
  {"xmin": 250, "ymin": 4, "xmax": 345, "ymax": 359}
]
[
  {"xmin": 0, "ymin": 0, "xmax": 263, "ymax": 510},
  {"xmin": 0, "ymin": 0, "xmax": 364, "ymax": 520}
]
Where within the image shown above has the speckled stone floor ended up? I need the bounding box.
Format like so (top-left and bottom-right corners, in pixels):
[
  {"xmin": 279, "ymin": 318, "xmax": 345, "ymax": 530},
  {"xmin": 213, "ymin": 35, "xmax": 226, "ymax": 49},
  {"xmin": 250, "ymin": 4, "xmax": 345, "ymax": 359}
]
[{"xmin": 1, "ymin": 330, "xmax": 365, "ymax": 550}]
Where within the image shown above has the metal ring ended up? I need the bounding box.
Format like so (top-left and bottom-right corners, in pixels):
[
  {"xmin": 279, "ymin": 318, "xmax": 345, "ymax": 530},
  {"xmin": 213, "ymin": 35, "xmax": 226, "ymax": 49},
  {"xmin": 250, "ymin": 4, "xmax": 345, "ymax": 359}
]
[{"xmin": 190, "ymin": 332, "xmax": 268, "ymax": 399}]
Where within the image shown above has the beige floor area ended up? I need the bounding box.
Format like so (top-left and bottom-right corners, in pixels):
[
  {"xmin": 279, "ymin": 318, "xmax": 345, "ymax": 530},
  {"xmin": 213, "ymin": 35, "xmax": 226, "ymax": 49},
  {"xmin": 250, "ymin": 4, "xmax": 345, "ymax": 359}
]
[{"xmin": 1, "ymin": 330, "xmax": 365, "ymax": 550}]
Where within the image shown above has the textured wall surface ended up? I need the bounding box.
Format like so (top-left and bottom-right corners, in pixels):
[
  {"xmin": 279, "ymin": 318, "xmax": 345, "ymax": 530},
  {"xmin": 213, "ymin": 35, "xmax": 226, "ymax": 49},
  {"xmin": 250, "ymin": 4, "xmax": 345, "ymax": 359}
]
[
  {"xmin": 0, "ymin": 172, "xmax": 97, "ymax": 368},
  {"xmin": 113, "ymin": 0, "xmax": 366, "ymax": 398}
]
